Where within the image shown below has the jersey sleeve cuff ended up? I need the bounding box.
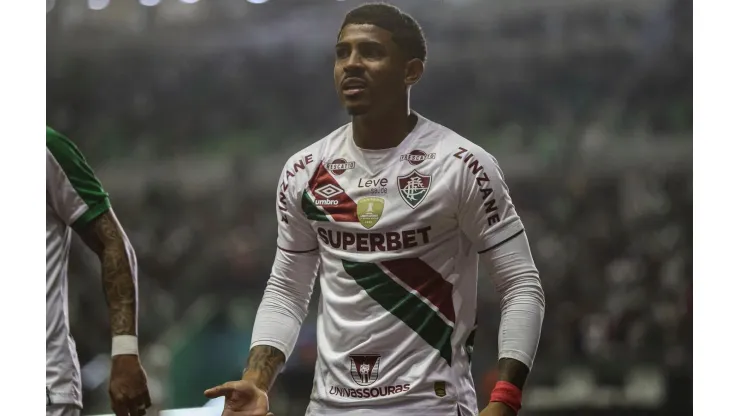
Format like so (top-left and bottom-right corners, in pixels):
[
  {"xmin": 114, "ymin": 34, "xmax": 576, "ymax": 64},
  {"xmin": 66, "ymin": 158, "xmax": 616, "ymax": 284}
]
[
  {"xmin": 277, "ymin": 245, "xmax": 319, "ymax": 254},
  {"xmin": 477, "ymin": 219, "xmax": 525, "ymax": 254},
  {"xmin": 498, "ymin": 350, "xmax": 534, "ymax": 370},
  {"xmin": 72, "ymin": 198, "xmax": 111, "ymax": 229},
  {"xmin": 249, "ymin": 340, "xmax": 292, "ymax": 364}
]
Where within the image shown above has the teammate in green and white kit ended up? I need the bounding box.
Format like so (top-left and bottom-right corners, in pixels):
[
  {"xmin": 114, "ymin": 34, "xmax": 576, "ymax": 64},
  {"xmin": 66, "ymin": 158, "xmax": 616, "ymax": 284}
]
[
  {"xmin": 46, "ymin": 127, "xmax": 151, "ymax": 416},
  {"xmin": 206, "ymin": 4, "xmax": 545, "ymax": 416}
]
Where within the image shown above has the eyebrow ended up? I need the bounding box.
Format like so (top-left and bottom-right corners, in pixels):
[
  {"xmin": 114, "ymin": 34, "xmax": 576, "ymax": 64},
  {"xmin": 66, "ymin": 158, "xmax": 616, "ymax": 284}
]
[{"xmin": 335, "ymin": 39, "xmax": 386, "ymax": 48}]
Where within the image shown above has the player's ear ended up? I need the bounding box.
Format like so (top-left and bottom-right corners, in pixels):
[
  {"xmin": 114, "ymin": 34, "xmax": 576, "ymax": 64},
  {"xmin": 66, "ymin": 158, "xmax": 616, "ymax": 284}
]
[{"xmin": 404, "ymin": 58, "xmax": 424, "ymax": 87}]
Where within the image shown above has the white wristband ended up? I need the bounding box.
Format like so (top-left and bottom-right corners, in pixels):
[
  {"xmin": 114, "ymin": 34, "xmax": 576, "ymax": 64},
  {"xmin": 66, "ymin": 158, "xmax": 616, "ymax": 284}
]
[{"xmin": 111, "ymin": 335, "xmax": 139, "ymax": 357}]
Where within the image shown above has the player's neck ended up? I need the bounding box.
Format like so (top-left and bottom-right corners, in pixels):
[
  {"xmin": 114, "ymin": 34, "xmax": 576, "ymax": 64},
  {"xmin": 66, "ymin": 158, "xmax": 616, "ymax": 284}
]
[{"xmin": 351, "ymin": 106, "xmax": 415, "ymax": 150}]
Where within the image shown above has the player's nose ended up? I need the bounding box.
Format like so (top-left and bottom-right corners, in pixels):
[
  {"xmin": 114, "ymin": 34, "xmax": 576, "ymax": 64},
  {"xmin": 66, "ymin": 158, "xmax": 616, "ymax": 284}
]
[{"xmin": 343, "ymin": 52, "xmax": 365, "ymax": 73}]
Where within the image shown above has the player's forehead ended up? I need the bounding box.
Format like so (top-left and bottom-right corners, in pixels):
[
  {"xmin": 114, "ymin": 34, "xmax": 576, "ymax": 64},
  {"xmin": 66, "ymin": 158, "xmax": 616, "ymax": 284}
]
[{"xmin": 336, "ymin": 24, "xmax": 394, "ymax": 48}]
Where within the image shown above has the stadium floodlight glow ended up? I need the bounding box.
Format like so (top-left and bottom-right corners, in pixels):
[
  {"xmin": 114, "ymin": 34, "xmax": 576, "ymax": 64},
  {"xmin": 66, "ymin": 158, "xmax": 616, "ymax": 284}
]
[
  {"xmin": 140, "ymin": 0, "xmax": 161, "ymax": 6},
  {"xmin": 247, "ymin": 0, "xmax": 270, "ymax": 3},
  {"xmin": 180, "ymin": 0, "xmax": 200, "ymax": 4},
  {"xmin": 87, "ymin": 0, "xmax": 109, "ymax": 10}
]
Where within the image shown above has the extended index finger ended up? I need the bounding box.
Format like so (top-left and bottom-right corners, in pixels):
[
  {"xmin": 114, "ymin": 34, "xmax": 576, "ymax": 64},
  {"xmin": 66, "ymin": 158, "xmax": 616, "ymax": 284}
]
[{"xmin": 203, "ymin": 381, "xmax": 241, "ymax": 398}]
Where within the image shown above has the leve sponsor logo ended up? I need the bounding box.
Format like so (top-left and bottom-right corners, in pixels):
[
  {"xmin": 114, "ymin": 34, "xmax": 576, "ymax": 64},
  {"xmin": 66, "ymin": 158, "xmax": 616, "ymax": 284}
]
[{"xmin": 357, "ymin": 177, "xmax": 388, "ymax": 195}]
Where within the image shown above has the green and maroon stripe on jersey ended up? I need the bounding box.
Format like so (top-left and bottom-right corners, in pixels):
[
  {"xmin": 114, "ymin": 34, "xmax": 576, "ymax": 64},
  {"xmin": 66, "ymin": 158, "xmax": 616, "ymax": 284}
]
[
  {"xmin": 342, "ymin": 259, "xmax": 454, "ymax": 366},
  {"xmin": 381, "ymin": 258, "xmax": 456, "ymax": 324},
  {"xmin": 301, "ymin": 190, "xmax": 329, "ymax": 222},
  {"xmin": 301, "ymin": 162, "xmax": 359, "ymax": 223}
]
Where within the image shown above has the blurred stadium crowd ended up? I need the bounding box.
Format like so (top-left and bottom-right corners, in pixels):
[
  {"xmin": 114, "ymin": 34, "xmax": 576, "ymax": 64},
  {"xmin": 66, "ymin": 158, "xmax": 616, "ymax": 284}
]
[{"xmin": 47, "ymin": 0, "xmax": 691, "ymax": 414}]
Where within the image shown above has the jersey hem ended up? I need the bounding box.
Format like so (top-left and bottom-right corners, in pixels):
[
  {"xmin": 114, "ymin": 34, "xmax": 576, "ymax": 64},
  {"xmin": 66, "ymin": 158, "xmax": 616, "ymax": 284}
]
[
  {"xmin": 47, "ymin": 392, "xmax": 82, "ymax": 408},
  {"xmin": 306, "ymin": 405, "xmax": 460, "ymax": 416}
]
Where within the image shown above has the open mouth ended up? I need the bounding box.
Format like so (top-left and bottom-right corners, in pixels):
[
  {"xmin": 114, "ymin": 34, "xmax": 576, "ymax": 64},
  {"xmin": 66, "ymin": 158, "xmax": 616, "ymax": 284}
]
[{"xmin": 342, "ymin": 78, "xmax": 367, "ymax": 96}]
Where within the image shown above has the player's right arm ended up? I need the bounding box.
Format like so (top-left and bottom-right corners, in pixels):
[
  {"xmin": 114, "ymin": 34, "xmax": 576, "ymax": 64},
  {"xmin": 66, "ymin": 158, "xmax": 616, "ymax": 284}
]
[
  {"xmin": 206, "ymin": 156, "xmax": 319, "ymax": 415},
  {"xmin": 241, "ymin": 245, "xmax": 319, "ymax": 392},
  {"xmin": 244, "ymin": 156, "xmax": 320, "ymax": 391}
]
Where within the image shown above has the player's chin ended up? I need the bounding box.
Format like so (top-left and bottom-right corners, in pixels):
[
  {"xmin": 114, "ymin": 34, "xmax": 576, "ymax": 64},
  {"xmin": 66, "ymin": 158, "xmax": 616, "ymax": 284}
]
[{"xmin": 344, "ymin": 102, "xmax": 371, "ymax": 116}]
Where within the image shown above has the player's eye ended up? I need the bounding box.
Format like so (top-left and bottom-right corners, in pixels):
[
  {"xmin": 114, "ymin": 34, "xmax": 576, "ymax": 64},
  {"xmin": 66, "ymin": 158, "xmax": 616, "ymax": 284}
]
[
  {"xmin": 360, "ymin": 44, "xmax": 385, "ymax": 59},
  {"xmin": 335, "ymin": 47, "xmax": 350, "ymax": 60}
]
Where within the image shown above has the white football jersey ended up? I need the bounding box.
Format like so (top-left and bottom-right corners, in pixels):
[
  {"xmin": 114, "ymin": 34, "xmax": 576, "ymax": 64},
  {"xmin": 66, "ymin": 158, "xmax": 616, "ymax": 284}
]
[
  {"xmin": 275, "ymin": 113, "xmax": 524, "ymax": 415},
  {"xmin": 46, "ymin": 127, "xmax": 111, "ymax": 408}
]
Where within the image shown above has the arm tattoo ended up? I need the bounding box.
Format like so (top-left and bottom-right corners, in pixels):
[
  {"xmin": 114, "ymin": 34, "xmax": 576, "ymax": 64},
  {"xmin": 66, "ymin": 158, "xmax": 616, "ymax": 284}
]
[
  {"xmin": 76, "ymin": 210, "xmax": 137, "ymax": 337},
  {"xmin": 497, "ymin": 357, "xmax": 530, "ymax": 390},
  {"xmin": 242, "ymin": 346, "xmax": 286, "ymax": 392}
]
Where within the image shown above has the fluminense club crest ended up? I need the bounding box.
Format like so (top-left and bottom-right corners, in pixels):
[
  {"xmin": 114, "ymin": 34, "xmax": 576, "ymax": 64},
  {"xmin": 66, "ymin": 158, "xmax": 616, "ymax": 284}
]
[{"xmin": 397, "ymin": 170, "xmax": 431, "ymax": 209}]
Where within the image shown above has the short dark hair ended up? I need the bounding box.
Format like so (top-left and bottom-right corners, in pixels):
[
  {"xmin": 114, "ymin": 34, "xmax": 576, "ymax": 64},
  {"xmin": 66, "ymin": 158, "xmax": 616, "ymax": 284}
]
[{"xmin": 339, "ymin": 3, "xmax": 427, "ymax": 63}]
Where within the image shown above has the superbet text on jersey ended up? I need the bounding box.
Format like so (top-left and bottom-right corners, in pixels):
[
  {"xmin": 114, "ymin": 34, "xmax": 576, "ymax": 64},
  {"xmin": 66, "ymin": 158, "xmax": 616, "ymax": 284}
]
[{"xmin": 273, "ymin": 113, "xmax": 524, "ymax": 415}]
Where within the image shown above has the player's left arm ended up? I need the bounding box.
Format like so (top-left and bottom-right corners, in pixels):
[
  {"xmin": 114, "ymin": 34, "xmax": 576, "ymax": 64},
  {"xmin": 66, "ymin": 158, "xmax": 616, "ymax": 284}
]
[
  {"xmin": 454, "ymin": 146, "xmax": 545, "ymax": 414},
  {"xmin": 76, "ymin": 210, "xmax": 139, "ymax": 339},
  {"xmin": 47, "ymin": 128, "xmax": 151, "ymax": 415},
  {"xmin": 75, "ymin": 202, "xmax": 154, "ymax": 416},
  {"xmin": 47, "ymin": 128, "xmax": 140, "ymax": 342}
]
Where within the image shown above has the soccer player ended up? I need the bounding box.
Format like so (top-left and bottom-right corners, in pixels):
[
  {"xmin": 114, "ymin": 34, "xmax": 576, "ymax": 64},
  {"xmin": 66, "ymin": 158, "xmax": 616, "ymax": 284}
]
[
  {"xmin": 205, "ymin": 3, "xmax": 545, "ymax": 416},
  {"xmin": 46, "ymin": 127, "xmax": 151, "ymax": 416}
]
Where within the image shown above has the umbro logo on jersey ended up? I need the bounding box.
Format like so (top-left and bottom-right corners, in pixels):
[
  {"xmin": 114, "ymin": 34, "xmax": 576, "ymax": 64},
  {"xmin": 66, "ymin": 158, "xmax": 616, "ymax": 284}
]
[
  {"xmin": 400, "ymin": 150, "xmax": 436, "ymax": 165},
  {"xmin": 314, "ymin": 184, "xmax": 344, "ymax": 206},
  {"xmin": 398, "ymin": 170, "xmax": 432, "ymax": 209},
  {"xmin": 315, "ymin": 184, "xmax": 343, "ymax": 199},
  {"xmin": 326, "ymin": 158, "xmax": 356, "ymax": 176},
  {"xmin": 349, "ymin": 354, "xmax": 381, "ymax": 386}
]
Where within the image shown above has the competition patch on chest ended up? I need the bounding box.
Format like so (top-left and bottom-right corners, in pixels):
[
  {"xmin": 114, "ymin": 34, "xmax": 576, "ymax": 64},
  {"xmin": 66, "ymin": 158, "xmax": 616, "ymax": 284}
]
[
  {"xmin": 397, "ymin": 170, "xmax": 432, "ymax": 209},
  {"xmin": 357, "ymin": 197, "xmax": 385, "ymax": 229}
]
